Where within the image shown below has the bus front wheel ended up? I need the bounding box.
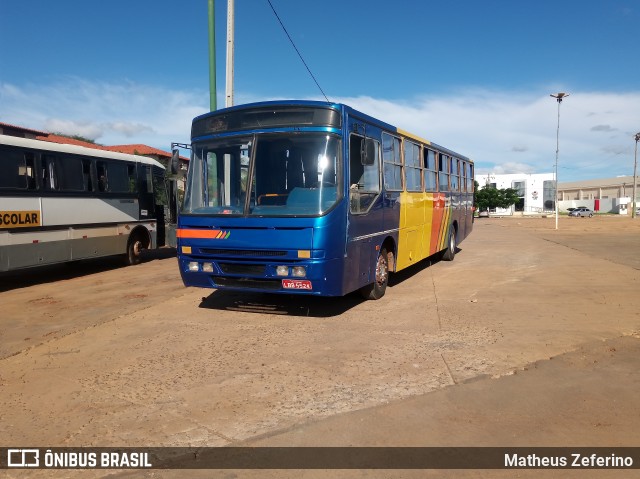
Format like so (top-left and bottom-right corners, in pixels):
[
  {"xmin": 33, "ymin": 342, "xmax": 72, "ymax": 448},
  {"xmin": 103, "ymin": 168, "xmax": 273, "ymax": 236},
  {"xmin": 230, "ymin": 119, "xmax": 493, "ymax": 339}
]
[{"xmin": 360, "ymin": 247, "xmax": 389, "ymax": 300}]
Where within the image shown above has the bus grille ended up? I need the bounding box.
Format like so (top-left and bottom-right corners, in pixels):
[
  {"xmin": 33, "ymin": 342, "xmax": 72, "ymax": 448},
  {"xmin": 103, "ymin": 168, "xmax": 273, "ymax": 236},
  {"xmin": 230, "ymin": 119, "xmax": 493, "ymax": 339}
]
[
  {"xmin": 213, "ymin": 277, "xmax": 281, "ymax": 291},
  {"xmin": 218, "ymin": 263, "xmax": 265, "ymax": 275},
  {"xmin": 200, "ymin": 248, "xmax": 287, "ymax": 257}
]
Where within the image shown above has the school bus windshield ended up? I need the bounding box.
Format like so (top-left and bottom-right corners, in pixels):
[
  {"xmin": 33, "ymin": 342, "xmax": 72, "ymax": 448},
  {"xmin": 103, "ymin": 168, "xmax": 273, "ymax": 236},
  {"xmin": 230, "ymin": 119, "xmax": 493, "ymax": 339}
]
[{"xmin": 183, "ymin": 133, "xmax": 342, "ymax": 216}]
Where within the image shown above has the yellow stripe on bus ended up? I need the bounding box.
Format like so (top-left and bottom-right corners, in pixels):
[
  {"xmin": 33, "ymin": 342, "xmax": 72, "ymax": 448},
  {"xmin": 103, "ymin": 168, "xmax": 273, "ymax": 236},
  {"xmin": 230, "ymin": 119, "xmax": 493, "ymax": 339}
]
[{"xmin": 396, "ymin": 128, "xmax": 431, "ymax": 146}]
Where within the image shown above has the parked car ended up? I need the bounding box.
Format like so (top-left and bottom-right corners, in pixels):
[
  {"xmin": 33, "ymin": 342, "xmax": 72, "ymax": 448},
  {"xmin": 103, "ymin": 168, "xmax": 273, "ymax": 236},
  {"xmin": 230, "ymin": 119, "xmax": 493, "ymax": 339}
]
[{"xmin": 568, "ymin": 206, "xmax": 593, "ymax": 217}]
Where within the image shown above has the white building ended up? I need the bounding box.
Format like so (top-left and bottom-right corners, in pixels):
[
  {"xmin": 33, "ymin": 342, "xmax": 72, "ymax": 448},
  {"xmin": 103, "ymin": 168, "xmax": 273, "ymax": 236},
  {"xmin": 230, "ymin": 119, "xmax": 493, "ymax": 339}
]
[{"xmin": 476, "ymin": 173, "xmax": 555, "ymax": 215}]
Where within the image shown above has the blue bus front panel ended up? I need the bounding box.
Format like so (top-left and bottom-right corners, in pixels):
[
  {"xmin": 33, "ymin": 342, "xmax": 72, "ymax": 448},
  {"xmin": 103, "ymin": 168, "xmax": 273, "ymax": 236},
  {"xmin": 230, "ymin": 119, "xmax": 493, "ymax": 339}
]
[{"xmin": 177, "ymin": 213, "xmax": 348, "ymax": 297}]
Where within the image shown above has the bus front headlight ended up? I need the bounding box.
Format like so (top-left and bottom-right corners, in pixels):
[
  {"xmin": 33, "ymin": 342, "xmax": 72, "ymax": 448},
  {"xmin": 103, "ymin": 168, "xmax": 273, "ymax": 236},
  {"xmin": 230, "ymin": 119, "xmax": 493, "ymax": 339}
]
[
  {"xmin": 292, "ymin": 266, "xmax": 306, "ymax": 277},
  {"xmin": 202, "ymin": 262, "xmax": 214, "ymax": 273}
]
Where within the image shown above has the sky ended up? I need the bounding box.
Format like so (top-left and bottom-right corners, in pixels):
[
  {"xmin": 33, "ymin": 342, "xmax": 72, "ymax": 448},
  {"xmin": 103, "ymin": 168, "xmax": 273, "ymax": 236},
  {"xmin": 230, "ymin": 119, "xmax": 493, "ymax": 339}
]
[{"xmin": 1, "ymin": 0, "xmax": 639, "ymax": 182}]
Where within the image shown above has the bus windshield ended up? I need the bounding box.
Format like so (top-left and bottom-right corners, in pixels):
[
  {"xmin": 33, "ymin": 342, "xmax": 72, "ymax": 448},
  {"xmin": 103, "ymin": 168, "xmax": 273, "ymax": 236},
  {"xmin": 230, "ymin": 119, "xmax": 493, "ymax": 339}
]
[{"xmin": 183, "ymin": 133, "xmax": 342, "ymax": 216}]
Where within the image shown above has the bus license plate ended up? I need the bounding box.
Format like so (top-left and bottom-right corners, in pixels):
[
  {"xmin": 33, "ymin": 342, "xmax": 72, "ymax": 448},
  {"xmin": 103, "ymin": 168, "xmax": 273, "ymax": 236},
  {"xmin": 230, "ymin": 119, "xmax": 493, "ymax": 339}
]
[{"xmin": 282, "ymin": 279, "xmax": 312, "ymax": 290}]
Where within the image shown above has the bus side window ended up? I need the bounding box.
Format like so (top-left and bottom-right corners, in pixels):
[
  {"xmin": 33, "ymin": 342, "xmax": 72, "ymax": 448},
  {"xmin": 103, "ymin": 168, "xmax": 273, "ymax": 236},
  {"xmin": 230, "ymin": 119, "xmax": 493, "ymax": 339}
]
[
  {"xmin": 349, "ymin": 135, "xmax": 380, "ymax": 213},
  {"xmin": 24, "ymin": 152, "xmax": 37, "ymax": 189},
  {"xmin": 382, "ymin": 133, "xmax": 402, "ymax": 191},
  {"xmin": 439, "ymin": 154, "xmax": 450, "ymax": 192},
  {"xmin": 82, "ymin": 159, "xmax": 93, "ymax": 191},
  {"xmin": 424, "ymin": 148, "xmax": 437, "ymax": 192},
  {"xmin": 97, "ymin": 161, "xmax": 108, "ymax": 192},
  {"xmin": 0, "ymin": 150, "xmax": 33, "ymax": 189},
  {"xmin": 145, "ymin": 166, "xmax": 153, "ymax": 193},
  {"xmin": 42, "ymin": 155, "xmax": 59, "ymax": 190}
]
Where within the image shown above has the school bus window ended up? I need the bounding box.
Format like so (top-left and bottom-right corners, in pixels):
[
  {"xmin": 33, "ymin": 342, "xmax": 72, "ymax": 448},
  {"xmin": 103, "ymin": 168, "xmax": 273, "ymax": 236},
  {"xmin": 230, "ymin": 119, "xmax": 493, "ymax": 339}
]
[
  {"xmin": 404, "ymin": 140, "xmax": 422, "ymax": 192},
  {"xmin": 468, "ymin": 163, "xmax": 474, "ymax": 191},
  {"xmin": 58, "ymin": 156, "xmax": 84, "ymax": 191},
  {"xmin": 382, "ymin": 133, "xmax": 402, "ymax": 191},
  {"xmin": 146, "ymin": 166, "xmax": 153, "ymax": 193},
  {"xmin": 0, "ymin": 150, "xmax": 36, "ymax": 189},
  {"xmin": 127, "ymin": 164, "xmax": 137, "ymax": 192},
  {"xmin": 107, "ymin": 162, "xmax": 132, "ymax": 193},
  {"xmin": 42, "ymin": 155, "xmax": 59, "ymax": 190},
  {"xmin": 97, "ymin": 161, "xmax": 108, "ymax": 192},
  {"xmin": 82, "ymin": 159, "xmax": 93, "ymax": 191}
]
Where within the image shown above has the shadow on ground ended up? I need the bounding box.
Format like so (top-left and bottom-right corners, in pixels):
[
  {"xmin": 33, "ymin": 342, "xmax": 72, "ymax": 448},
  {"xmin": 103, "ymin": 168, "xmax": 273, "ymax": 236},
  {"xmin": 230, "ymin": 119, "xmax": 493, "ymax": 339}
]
[
  {"xmin": 0, "ymin": 247, "xmax": 176, "ymax": 292},
  {"xmin": 197, "ymin": 249, "xmax": 460, "ymax": 317}
]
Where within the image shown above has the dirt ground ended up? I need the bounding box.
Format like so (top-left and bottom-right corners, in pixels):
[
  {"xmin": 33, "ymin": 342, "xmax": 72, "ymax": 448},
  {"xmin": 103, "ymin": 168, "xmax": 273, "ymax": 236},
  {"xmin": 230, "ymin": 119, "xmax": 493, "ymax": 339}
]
[{"xmin": 1, "ymin": 215, "xmax": 639, "ymax": 478}]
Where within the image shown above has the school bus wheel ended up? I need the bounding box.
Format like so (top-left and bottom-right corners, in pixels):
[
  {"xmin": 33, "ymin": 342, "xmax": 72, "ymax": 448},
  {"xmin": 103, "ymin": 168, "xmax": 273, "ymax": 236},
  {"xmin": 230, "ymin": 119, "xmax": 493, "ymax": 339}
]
[{"xmin": 125, "ymin": 232, "xmax": 147, "ymax": 266}]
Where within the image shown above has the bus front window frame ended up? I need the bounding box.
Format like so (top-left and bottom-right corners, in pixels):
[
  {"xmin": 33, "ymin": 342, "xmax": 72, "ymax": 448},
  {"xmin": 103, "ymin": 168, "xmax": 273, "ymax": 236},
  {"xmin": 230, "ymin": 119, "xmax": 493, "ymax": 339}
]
[{"xmin": 183, "ymin": 132, "xmax": 343, "ymax": 217}]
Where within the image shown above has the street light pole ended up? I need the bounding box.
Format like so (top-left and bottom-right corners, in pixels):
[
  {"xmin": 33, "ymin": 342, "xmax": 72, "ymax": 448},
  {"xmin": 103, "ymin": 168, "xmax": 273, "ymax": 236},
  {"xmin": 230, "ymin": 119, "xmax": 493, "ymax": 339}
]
[
  {"xmin": 550, "ymin": 92, "xmax": 569, "ymax": 230},
  {"xmin": 633, "ymin": 132, "xmax": 640, "ymax": 219}
]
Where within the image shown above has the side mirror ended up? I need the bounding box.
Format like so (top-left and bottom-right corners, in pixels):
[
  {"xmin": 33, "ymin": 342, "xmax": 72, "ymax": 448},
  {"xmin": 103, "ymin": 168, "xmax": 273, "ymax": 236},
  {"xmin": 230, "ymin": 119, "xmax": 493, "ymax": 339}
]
[
  {"xmin": 361, "ymin": 139, "xmax": 376, "ymax": 166},
  {"xmin": 170, "ymin": 149, "xmax": 180, "ymax": 175}
]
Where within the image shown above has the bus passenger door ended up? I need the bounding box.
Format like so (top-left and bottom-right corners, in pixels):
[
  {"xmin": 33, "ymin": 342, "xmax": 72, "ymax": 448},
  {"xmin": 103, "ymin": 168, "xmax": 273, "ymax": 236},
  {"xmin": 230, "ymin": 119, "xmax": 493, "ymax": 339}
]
[{"xmin": 345, "ymin": 122, "xmax": 384, "ymax": 293}]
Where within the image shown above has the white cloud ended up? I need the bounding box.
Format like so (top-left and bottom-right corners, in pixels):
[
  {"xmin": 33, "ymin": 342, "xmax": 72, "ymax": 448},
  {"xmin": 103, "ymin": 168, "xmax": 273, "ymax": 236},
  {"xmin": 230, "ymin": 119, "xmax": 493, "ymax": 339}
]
[
  {"xmin": 0, "ymin": 77, "xmax": 206, "ymax": 149},
  {"xmin": 44, "ymin": 118, "xmax": 104, "ymax": 140},
  {"xmin": 337, "ymin": 89, "xmax": 640, "ymax": 181},
  {"xmin": 2, "ymin": 79, "xmax": 639, "ymax": 181}
]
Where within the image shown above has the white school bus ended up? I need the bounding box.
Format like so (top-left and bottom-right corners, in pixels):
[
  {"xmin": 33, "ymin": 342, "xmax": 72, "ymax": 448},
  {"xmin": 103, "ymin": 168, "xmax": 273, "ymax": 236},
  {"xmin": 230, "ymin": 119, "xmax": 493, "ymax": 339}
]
[{"xmin": 0, "ymin": 135, "xmax": 173, "ymax": 271}]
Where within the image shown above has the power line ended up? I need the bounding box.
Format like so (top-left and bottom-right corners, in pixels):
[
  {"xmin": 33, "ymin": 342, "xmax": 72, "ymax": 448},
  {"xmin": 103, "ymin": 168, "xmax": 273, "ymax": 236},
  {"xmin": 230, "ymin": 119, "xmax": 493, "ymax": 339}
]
[{"xmin": 265, "ymin": 0, "xmax": 330, "ymax": 103}]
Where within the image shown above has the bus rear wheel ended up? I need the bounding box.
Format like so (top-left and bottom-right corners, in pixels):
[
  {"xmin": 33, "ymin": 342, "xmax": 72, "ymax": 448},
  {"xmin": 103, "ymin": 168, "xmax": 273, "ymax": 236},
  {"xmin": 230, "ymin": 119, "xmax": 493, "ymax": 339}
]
[
  {"xmin": 442, "ymin": 228, "xmax": 456, "ymax": 261},
  {"xmin": 125, "ymin": 234, "xmax": 146, "ymax": 266},
  {"xmin": 360, "ymin": 247, "xmax": 389, "ymax": 300}
]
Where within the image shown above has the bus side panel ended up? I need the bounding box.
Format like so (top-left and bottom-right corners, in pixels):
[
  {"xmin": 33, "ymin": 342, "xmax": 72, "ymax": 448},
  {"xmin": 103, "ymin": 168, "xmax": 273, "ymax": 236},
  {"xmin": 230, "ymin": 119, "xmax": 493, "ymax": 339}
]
[
  {"xmin": 41, "ymin": 197, "xmax": 140, "ymax": 226},
  {"xmin": 0, "ymin": 227, "xmax": 136, "ymax": 271},
  {"xmin": 382, "ymin": 191, "xmax": 401, "ymax": 269},
  {"xmin": 421, "ymin": 193, "xmax": 436, "ymax": 258},
  {"xmin": 396, "ymin": 191, "xmax": 426, "ymax": 271},
  {"xmin": 462, "ymin": 191, "xmax": 474, "ymax": 242},
  {"xmin": 344, "ymin": 195, "xmax": 386, "ymax": 294},
  {"xmin": 430, "ymin": 193, "xmax": 452, "ymax": 255},
  {"xmin": 0, "ymin": 230, "xmax": 70, "ymax": 270},
  {"xmin": 449, "ymin": 191, "xmax": 473, "ymax": 246}
]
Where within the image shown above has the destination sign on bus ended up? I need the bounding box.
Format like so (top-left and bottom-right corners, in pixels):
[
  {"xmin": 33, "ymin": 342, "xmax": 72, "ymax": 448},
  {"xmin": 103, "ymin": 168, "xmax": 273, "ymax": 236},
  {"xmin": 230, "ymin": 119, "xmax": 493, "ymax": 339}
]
[{"xmin": 0, "ymin": 211, "xmax": 41, "ymax": 228}]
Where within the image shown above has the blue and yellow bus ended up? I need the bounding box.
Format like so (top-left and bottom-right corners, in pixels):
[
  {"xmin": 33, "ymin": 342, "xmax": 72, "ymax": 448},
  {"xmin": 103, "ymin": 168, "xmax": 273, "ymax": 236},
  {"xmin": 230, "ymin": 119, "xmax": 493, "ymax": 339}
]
[{"xmin": 176, "ymin": 100, "xmax": 474, "ymax": 299}]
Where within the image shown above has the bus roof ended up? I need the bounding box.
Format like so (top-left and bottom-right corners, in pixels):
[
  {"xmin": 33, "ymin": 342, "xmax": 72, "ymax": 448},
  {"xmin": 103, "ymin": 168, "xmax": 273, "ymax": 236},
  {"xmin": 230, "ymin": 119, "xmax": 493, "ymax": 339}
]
[
  {"xmin": 193, "ymin": 100, "xmax": 472, "ymax": 163},
  {"xmin": 0, "ymin": 135, "xmax": 165, "ymax": 169}
]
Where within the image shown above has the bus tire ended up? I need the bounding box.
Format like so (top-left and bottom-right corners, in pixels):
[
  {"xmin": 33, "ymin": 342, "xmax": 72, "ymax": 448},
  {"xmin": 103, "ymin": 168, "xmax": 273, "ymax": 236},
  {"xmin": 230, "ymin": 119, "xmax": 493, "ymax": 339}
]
[
  {"xmin": 360, "ymin": 247, "xmax": 389, "ymax": 300},
  {"xmin": 125, "ymin": 234, "xmax": 145, "ymax": 266},
  {"xmin": 442, "ymin": 228, "xmax": 456, "ymax": 261}
]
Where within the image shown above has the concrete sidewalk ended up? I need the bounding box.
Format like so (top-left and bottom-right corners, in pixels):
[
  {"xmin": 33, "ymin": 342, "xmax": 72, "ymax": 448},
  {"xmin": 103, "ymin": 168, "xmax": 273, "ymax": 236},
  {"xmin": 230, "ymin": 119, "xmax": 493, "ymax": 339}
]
[
  {"xmin": 249, "ymin": 335, "xmax": 640, "ymax": 449},
  {"xmin": 148, "ymin": 334, "xmax": 640, "ymax": 479}
]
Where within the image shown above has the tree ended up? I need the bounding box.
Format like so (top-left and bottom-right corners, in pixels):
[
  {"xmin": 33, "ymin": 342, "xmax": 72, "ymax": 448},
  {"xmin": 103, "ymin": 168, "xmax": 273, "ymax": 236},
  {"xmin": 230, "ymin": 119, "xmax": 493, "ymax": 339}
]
[{"xmin": 475, "ymin": 184, "xmax": 520, "ymax": 212}]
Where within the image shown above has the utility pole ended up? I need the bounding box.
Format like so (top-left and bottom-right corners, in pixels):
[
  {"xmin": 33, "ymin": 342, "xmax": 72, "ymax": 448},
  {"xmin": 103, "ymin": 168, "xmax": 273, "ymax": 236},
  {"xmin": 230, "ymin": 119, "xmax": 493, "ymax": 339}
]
[
  {"xmin": 225, "ymin": 0, "xmax": 234, "ymax": 108},
  {"xmin": 208, "ymin": 0, "xmax": 217, "ymax": 111},
  {"xmin": 633, "ymin": 132, "xmax": 640, "ymax": 218},
  {"xmin": 550, "ymin": 92, "xmax": 569, "ymax": 230}
]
